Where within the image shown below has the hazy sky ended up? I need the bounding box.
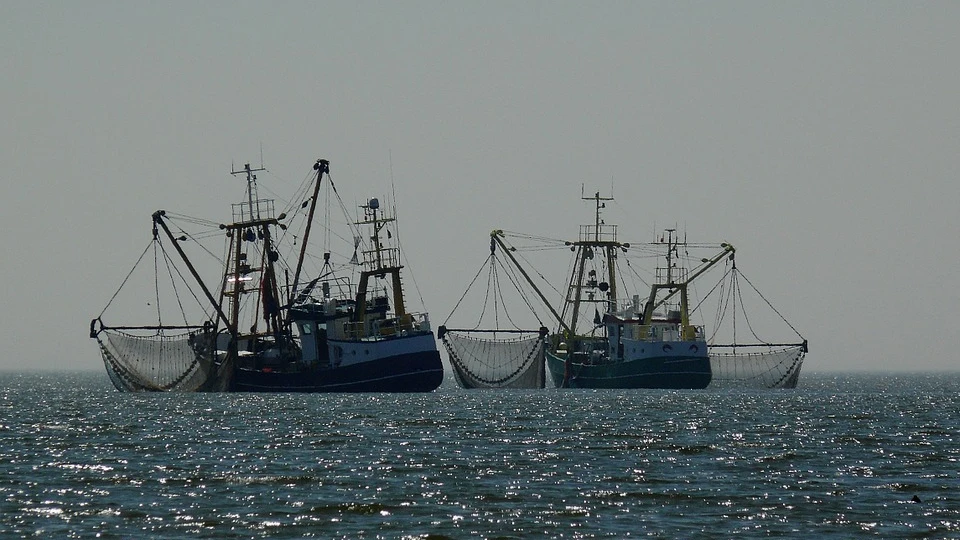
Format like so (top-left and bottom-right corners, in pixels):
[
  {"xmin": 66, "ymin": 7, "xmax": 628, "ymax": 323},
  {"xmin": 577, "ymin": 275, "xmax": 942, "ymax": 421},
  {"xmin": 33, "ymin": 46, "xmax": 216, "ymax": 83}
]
[{"xmin": 2, "ymin": 1, "xmax": 958, "ymax": 373}]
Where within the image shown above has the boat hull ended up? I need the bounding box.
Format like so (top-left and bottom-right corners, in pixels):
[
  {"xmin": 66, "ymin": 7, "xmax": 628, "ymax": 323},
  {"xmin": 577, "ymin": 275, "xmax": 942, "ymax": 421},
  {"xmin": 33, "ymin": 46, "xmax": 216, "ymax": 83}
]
[
  {"xmin": 545, "ymin": 349, "xmax": 711, "ymax": 389},
  {"xmin": 231, "ymin": 332, "xmax": 443, "ymax": 392},
  {"xmin": 231, "ymin": 348, "xmax": 443, "ymax": 392}
]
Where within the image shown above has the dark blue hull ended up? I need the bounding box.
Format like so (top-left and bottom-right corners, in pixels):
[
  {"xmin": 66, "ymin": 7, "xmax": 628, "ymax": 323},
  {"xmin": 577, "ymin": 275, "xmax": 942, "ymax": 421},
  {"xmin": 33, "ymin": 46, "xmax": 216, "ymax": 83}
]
[
  {"xmin": 231, "ymin": 349, "xmax": 444, "ymax": 392},
  {"xmin": 546, "ymin": 351, "xmax": 711, "ymax": 389}
]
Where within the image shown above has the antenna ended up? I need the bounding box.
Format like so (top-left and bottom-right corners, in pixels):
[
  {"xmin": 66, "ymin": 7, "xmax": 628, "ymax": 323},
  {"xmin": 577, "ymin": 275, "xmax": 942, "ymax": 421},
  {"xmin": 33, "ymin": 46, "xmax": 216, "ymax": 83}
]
[
  {"xmin": 389, "ymin": 150, "xmax": 397, "ymax": 213},
  {"xmin": 231, "ymin": 162, "xmax": 267, "ymax": 221},
  {"xmin": 581, "ymin": 189, "xmax": 613, "ymax": 242},
  {"xmin": 389, "ymin": 150, "xmax": 400, "ymax": 260}
]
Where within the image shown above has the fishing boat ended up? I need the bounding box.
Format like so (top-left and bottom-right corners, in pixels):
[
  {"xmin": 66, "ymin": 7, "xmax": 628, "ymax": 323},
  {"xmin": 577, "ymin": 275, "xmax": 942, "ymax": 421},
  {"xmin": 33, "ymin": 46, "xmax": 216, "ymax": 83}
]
[
  {"xmin": 440, "ymin": 191, "xmax": 806, "ymax": 389},
  {"xmin": 540, "ymin": 194, "xmax": 728, "ymax": 389},
  {"xmin": 90, "ymin": 158, "xmax": 444, "ymax": 392},
  {"xmin": 441, "ymin": 192, "xmax": 721, "ymax": 389}
]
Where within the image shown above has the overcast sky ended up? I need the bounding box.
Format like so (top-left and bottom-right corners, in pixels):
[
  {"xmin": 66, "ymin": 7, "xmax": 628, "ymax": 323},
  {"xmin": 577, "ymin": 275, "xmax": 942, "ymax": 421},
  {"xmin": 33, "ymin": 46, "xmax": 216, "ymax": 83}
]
[{"xmin": 2, "ymin": 1, "xmax": 958, "ymax": 373}]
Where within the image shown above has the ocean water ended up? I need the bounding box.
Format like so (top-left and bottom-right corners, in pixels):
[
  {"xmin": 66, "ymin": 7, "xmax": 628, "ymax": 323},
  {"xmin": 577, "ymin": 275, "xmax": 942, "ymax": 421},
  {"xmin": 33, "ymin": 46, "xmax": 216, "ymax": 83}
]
[{"xmin": 0, "ymin": 372, "xmax": 957, "ymax": 539}]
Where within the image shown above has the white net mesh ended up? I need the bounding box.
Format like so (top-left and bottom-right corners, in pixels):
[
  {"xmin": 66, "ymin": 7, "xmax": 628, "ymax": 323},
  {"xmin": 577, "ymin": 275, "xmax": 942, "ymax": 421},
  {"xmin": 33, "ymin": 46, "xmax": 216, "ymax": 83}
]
[
  {"xmin": 708, "ymin": 345, "xmax": 805, "ymax": 389},
  {"xmin": 96, "ymin": 329, "xmax": 218, "ymax": 392},
  {"xmin": 442, "ymin": 331, "xmax": 546, "ymax": 389}
]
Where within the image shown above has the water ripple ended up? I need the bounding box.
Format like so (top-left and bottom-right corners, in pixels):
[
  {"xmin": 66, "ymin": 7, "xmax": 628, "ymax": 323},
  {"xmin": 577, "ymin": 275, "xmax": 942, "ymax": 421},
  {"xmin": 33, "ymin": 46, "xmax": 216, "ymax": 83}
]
[{"xmin": 0, "ymin": 372, "xmax": 958, "ymax": 538}]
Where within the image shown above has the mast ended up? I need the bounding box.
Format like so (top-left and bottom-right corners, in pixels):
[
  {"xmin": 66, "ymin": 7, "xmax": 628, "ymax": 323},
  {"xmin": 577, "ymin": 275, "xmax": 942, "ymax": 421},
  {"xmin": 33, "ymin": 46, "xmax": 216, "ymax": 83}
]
[
  {"xmin": 564, "ymin": 191, "xmax": 622, "ymax": 335},
  {"xmin": 354, "ymin": 198, "xmax": 406, "ymax": 323},
  {"xmin": 487, "ymin": 192, "xmax": 626, "ymax": 338},
  {"xmin": 567, "ymin": 246, "xmax": 589, "ymax": 334},
  {"xmin": 665, "ymin": 228, "xmax": 675, "ymax": 285},
  {"xmin": 229, "ymin": 225, "xmax": 243, "ymax": 335},
  {"xmin": 231, "ymin": 163, "xmax": 266, "ymax": 221},
  {"xmin": 259, "ymin": 219, "xmax": 281, "ymax": 334},
  {"xmin": 225, "ymin": 162, "xmax": 283, "ymax": 337},
  {"xmin": 290, "ymin": 159, "xmax": 329, "ymax": 304}
]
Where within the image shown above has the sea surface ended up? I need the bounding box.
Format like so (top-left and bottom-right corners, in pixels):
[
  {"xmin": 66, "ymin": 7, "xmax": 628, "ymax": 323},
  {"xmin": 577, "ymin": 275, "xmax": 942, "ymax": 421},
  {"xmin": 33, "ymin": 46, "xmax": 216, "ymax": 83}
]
[{"xmin": 0, "ymin": 371, "xmax": 957, "ymax": 539}]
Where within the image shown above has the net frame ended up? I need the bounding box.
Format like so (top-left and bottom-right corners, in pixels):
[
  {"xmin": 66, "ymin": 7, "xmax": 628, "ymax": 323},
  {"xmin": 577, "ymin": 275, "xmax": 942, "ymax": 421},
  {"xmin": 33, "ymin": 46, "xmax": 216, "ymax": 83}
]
[
  {"xmin": 441, "ymin": 330, "xmax": 546, "ymax": 389},
  {"xmin": 95, "ymin": 327, "xmax": 217, "ymax": 392},
  {"xmin": 708, "ymin": 345, "xmax": 805, "ymax": 389}
]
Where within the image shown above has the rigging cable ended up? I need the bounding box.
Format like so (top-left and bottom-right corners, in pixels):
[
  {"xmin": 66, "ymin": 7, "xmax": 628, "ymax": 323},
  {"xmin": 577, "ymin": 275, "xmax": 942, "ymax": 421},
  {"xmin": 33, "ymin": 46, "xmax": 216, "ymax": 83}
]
[
  {"xmin": 708, "ymin": 271, "xmax": 733, "ymax": 344},
  {"xmin": 614, "ymin": 253, "xmax": 634, "ymax": 309},
  {"xmin": 476, "ymin": 256, "xmax": 495, "ymax": 328},
  {"xmin": 493, "ymin": 253, "xmax": 543, "ymax": 329},
  {"xmin": 735, "ymin": 268, "xmax": 805, "ymax": 340},
  {"xmin": 690, "ymin": 264, "xmax": 733, "ymax": 316},
  {"xmin": 153, "ymin": 239, "xmax": 162, "ymax": 328},
  {"xmin": 621, "ymin": 256, "xmax": 652, "ymax": 291},
  {"xmin": 497, "ymin": 240, "xmax": 558, "ymax": 326},
  {"xmin": 442, "ymin": 253, "xmax": 493, "ymax": 326},
  {"xmin": 733, "ymin": 270, "xmax": 765, "ymax": 343},
  {"xmin": 165, "ymin": 217, "xmax": 226, "ymax": 265},
  {"xmin": 385, "ymin": 152, "xmax": 426, "ymax": 311},
  {"xmin": 97, "ymin": 239, "xmax": 154, "ymax": 320},
  {"xmin": 394, "ymin": 232, "xmax": 428, "ymax": 313},
  {"xmin": 492, "ymin": 260, "xmax": 500, "ymax": 331},
  {"xmin": 158, "ymin": 241, "xmax": 189, "ymax": 326}
]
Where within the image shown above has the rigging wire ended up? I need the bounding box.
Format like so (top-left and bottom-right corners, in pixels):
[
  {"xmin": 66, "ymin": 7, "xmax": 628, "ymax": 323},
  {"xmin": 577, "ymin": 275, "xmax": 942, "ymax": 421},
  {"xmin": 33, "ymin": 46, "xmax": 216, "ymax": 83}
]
[
  {"xmin": 325, "ymin": 172, "xmax": 362, "ymax": 248},
  {"xmin": 385, "ymin": 152, "xmax": 427, "ymax": 311},
  {"xmin": 442, "ymin": 253, "xmax": 492, "ymax": 326},
  {"xmin": 614, "ymin": 253, "xmax": 634, "ymax": 308},
  {"xmin": 163, "ymin": 212, "xmax": 221, "ymax": 229},
  {"xmin": 735, "ymin": 268, "xmax": 805, "ymax": 340},
  {"xmin": 494, "ymin": 252, "xmax": 544, "ymax": 329},
  {"xmin": 395, "ymin": 233, "xmax": 428, "ymax": 312},
  {"xmin": 512, "ymin": 245, "xmax": 567, "ymax": 300},
  {"xmin": 708, "ymin": 273, "xmax": 733, "ymax": 344},
  {"xmin": 501, "ymin": 233, "xmax": 572, "ymax": 326},
  {"xmin": 153, "ymin": 239, "xmax": 162, "ymax": 328},
  {"xmin": 255, "ymin": 169, "xmax": 305, "ymax": 214},
  {"xmin": 621, "ymin": 258, "xmax": 652, "ymax": 294},
  {"xmin": 690, "ymin": 264, "xmax": 734, "ymax": 316},
  {"xmin": 492, "ymin": 260, "xmax": 500, "ymax": 331},
  {"xmin": 476, "ymin": 257, "xmax": 495, "ymax": 328},
  {"xmin": 159, "ymin": 241, "xmax": 189, "ymax": 326},
  {"xmin": 276, "ymin": 167, "xmax": 317, "ymax": 219},
  {"xmin": 166, "ymin": 218, "xmax": 226, "ymax": 266},
  {"xmin": 733, "ymin": 271, "xmax": 766, "ymax": 343},
  {"xmin": 98, "ymin": 240, "xmax": 154, "ymax": 319},
  {"xmin": 324, "ymin": 170, "xmax": 332, "ymax": 255},
  {"xmin": 498, "ymin": 230, "xmax": 568, "ymax": 246}
]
